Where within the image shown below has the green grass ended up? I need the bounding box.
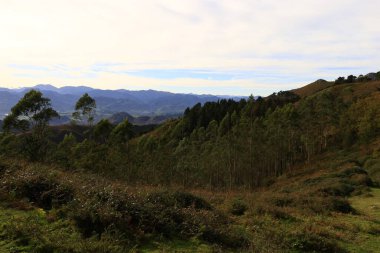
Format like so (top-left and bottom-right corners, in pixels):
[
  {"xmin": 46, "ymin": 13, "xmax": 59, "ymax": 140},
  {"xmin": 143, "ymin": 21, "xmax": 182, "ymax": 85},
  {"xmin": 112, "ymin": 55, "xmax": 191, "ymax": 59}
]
[
  {"xmin": 296, "ymin": 188, "xmax": 380, "ymax": 253},
  {"xmin": 0, "ymin": 204, "xmax": 217, "ymax": 253},
  {"xmin": 351, "ymin": 188, "xmax": 380, "ymax": 218},
  {"xmin": 137, "ymin": 238, "xmax": 214, "ymax": 253},
  {"xmin": 0, "ymin": 205, "xmax": 48, "ymax": 252},
  {"xmin": 233, "ymin": 188, "xmax": 380, "ymax": 253},
  {"xmin": 0, "ymin": 203, "xmax": 133, "ymax": 253},
  {"xmin": 1, "ymin": 189, "xmax": 379, "ymax": 253},
  {"xmin": 340, "ymin": 188, "xmax": 380, "ymax": 253}
]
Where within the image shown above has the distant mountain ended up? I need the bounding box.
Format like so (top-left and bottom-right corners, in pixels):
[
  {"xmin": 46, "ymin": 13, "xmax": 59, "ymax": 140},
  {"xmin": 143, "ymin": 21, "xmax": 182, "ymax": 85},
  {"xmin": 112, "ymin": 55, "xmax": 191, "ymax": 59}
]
[
  {"xmin": 108, "ymin": 112, "xmax": 135, "ymax": 124},
  {"xmin": 108, "ymin": 111, "xmax": 179, "ymax": 125},
  {"xmin": 0, "ymin": 85, "xmax": 244, "ymax": 122},
  {"xmin": 50, "ymin": 115, "xmax": 72, "ymax": 126}
]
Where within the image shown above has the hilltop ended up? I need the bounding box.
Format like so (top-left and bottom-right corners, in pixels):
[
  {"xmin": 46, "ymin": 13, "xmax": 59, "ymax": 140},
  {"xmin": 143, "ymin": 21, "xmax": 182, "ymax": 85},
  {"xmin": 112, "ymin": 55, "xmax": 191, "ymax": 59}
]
[{"xmin": 292, "ymin": 79, "xmax": 334, "ymax": 97}]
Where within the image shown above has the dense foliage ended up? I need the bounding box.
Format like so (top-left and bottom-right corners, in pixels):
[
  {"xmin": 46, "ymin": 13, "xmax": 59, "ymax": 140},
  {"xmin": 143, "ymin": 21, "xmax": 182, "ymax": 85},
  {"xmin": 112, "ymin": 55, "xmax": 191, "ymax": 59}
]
[{"xmin": 126, "ymin": 84, "xmax": 380, "ymax": 189}]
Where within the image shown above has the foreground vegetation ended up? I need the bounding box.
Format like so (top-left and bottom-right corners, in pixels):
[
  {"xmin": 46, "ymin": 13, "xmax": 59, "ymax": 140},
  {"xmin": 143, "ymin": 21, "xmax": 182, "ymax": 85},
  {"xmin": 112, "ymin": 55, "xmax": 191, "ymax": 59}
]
[
  {"xmin": 0, "ymin": 142, "xmax": 379, "ymax": 252},
  {"xmin": 0, "ymin": 73, "xmax": 380, "ymax": 252}
]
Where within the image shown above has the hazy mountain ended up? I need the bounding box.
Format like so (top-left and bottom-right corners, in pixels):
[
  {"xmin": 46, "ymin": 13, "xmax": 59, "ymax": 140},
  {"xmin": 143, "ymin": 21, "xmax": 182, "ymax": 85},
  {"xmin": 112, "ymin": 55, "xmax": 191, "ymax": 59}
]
[
  {"xmin": 0, "ymin": 85, "xmax": 245, "ymax": 120},
  {"xmin": 108, "ymin": 111, "xmax": 179, "ymax": 125},
  {"xmin": 108, "ymin": 112, "xmax": 135, "ymax": 124}
]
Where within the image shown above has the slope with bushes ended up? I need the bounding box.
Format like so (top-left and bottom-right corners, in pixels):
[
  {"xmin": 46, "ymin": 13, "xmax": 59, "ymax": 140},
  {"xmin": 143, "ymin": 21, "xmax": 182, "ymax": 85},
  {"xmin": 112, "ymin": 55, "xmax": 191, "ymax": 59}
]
[
  {"xmin": 0, "ymin": 73, "xmax": 380, "ymax": 252},
  {"xmin": 0, "ymin": 139, "xmax": 379, "ymax": 252}
]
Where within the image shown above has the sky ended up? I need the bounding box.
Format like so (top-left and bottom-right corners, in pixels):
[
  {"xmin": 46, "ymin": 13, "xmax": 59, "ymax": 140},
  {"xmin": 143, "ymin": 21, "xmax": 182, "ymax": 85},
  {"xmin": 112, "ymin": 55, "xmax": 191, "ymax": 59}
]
[{"xmin": 0, "ymin": 0, "xmax": 379, "ymax": 96}]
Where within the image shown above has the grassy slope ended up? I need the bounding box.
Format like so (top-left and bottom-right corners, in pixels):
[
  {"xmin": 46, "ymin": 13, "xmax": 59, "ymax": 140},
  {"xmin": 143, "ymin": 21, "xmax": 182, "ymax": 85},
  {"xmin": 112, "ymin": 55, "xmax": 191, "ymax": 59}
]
[
  {"xmin": 292, "ymin": 79, "xmax": 380, "ymax": 99},
  {"xmin": 1, "ymin": 142, "xmax": 379, "ymax": 252},
  {"xmin": 0, "ymin": 204, "xmax": 214, "ymax": 253},
  {"xmin": 345, "ymin": 188, "xmax": 380, "ymax": 252},
  {"xmin": 292, "ymin": 79, "xmax": 335, "ymax": 97}
]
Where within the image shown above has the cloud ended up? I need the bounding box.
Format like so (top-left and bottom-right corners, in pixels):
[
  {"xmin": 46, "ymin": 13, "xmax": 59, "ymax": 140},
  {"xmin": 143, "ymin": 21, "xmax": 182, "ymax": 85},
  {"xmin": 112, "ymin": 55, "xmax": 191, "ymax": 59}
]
[{"xmin": 0, "ymin": 0, "xmax": 379, "ymax": 95}]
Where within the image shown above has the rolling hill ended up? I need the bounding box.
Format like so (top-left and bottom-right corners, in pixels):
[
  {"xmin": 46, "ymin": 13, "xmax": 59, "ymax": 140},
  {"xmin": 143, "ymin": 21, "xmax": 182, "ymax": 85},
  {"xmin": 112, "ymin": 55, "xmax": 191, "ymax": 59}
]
[{"xmin": 292, "ymin": 79, "xmax": 334, "ymax": 97}]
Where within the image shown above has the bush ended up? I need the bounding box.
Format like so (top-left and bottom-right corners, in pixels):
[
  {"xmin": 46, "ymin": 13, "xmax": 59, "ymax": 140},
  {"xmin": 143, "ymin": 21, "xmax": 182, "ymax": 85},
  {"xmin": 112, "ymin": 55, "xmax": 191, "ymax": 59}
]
[
  {"xmin": 200, "ymin": 225, "xmax": 250, "ymax": 248},
  {"xmin": 330, "ymin": 197, "xmax": 355, "ymax": 213},
  {"xmin": 338, "ymin": 166, "xmax": 364, "ymax": 176},
  {"xmin": 69, "ymin": 188, "xmax": 245, "ymax": 248},
  {"xmin": 254, "ymin": 204, "xmax": 295, "ymax": 220},
  {"xmin": 364, "ymin": 158, "xmax": 380, "ymax": 183},
  {"xmin": 288, "ymin": 230, "xmax": 347, "ymax": 253},
  {"xmin": 229, "ymin": 199, "xmax": 248, "ymax": 216},
  {"xmin": 349, "ymin": 173, "xmax": 373, "ymax": 187},
  {"xmin": 319, "ymin": 182, "xmax": 355, "ymax": 197},
  {"xmin": 296, "ymin": 195, "xmax": 354, "ymax": 214},
  {"xmin": 146, "ymin": 191, "xmax": 212, "ymax": 210},
  {"xmin": 1, "ymin": 170, "xmax": 73, "ymax": 210},
  {"xmin": 20, "ymin": 178, "xmax": 73, "ymax": 210}
]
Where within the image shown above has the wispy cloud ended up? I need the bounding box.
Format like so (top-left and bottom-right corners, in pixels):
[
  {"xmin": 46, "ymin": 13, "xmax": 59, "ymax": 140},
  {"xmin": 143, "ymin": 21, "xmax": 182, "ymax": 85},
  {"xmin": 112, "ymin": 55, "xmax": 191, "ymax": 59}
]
[{"xmin": 1, "ymin": 0, "xmax": 379, "ymax": 95}]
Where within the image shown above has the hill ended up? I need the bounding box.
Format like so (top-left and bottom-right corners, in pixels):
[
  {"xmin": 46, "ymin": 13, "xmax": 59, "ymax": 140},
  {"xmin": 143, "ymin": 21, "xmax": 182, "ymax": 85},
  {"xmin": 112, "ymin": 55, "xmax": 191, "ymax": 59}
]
[
  {"xmin": 292, "ymin": 79, "xmax": 334, "ymax": 97},
  {"xmin": 108, "ymin": 111, "xmax": 179, "ymax": 125},
  {"xmin": 0, "ymin": 74, "xmax": 380, "ymax": 252}
]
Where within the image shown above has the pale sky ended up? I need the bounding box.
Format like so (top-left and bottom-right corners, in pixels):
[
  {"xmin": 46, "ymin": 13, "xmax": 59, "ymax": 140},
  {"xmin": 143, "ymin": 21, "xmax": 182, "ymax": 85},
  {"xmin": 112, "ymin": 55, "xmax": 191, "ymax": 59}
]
[{"xmin": 1, "ymin": 0, "xmax": 379, "ymax": 95}]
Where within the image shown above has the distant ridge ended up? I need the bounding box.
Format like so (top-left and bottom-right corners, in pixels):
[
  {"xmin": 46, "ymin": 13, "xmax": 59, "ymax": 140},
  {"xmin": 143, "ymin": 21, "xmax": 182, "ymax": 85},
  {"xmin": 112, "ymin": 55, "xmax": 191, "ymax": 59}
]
[
  {"xmin": 0, "ymin": 85, "xmax": 245, "ymax": 120},
  {"xmin": 108, "ymin": 111, "xmax": 177, "ymax": 125}
]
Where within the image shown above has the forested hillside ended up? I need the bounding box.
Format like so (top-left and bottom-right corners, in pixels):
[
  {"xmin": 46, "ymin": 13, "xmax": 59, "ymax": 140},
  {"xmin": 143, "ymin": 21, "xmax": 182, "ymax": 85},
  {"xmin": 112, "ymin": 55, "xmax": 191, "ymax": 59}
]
[
  {"xmin": 125, "ymin": 79, "xmax": 380, "ymax": 188},
  {"xmin": 0, "ymin": 75, "xmax": 380, "ymax": 252}
]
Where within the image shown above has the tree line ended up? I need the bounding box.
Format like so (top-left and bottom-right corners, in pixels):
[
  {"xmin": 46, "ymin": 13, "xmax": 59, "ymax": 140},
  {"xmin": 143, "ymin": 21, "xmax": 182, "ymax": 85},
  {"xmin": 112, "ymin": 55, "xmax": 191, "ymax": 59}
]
[{"xmin": 335, "ymin": 71, "xmax": 380, "ymax": 84}]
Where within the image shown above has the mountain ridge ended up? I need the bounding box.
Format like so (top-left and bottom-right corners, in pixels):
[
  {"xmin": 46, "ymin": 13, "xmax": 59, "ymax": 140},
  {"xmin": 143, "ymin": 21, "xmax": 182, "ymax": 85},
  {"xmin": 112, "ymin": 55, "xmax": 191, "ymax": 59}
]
[{"xmin": 0, "ymin": 84, "xmax": 246, "ymax": 120}]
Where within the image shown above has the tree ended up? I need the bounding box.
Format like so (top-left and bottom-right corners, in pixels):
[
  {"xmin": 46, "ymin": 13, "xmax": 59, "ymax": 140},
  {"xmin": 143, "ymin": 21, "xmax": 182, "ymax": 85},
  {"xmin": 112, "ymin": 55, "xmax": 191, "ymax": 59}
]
[
  {"xmin": 346, "ymin": 75, "xmax": 357, "ymax": 83},
  {"xmin": 2, "ymin": 90, "xmax": 59, "ymax": 161},
  {"xmin": 54, "ymin": 133, "xmax": 77, "ymax": 167},
  {"xmin": 72, "ymin": 93, "xmax": 96, "ymax": 125},
  {"xmin": 93, "ymin": 119, "xmax": 114, "ymax": 143},
  {"xmin": 3, "ymin": 89, "xmax": 59, "ymax": 133},
  {"xmin": 335, "ymin": 77, "xmax": 345, "ymax": 84},
  {"xmin": 218, "ymin": 112, "xmax": 231, "ymax": 136},
  {"xmin": 357, "ymin": 75, "xmax": 365, "ymax": 82},
  {"xmin": 206, "ymin": 120, "xmax": 218, "ymax": 139},
  {"xmin": 110, "ymin": 119, "xmax": 133, "ymax": 144}
]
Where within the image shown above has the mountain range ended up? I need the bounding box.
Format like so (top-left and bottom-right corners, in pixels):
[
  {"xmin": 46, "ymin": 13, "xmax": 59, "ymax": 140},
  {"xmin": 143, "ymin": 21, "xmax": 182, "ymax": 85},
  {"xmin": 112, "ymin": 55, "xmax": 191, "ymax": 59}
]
[{"xmin": 0, "ymin": 84, "xmax": 245, "ymax": 123}]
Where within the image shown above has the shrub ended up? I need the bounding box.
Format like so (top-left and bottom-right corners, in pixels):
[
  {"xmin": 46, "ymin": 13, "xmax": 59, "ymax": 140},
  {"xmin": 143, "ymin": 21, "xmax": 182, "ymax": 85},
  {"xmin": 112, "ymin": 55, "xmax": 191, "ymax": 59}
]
[
  {"xmin": 288, "ymin": 230, "xmax": 347, "ymax": 253},
  {"xmin": 146, "ymin": 191, "xmax": 212, "ymax": 210},
  {"xmin": 19, "ymin": 177, "xmax": 73, "ymax": 210},
  {"xmin": 298, "ymin": 195, "xmax": 354, "ymax": 214},
  {"xmin": 338, "ymin": 166, "xmax": 367, "ymax": 177},
  {"xmin": 319, "ymin": 182, "xmax": 355, "ymax": 197},
  {"xmin": 229, "ymin": 199, "xmax": 248, "ymax": 216},
  {"xmin": 364, "ymin": 158, "xmax": 380, "ymax": 183},
  {"xmin": 349, "ymin": 173, "xmax": 373, "ymax": 187},
  {"xmin": 69, "ymin": 188, "xmax": 245, "ymax": 249},
  {"xmin": 330, "ymin": 197, "xmax": 355, "ymax": 213},
  {"xmin": 1, "ymin": 170, "xmax": 73, "ymax": 210}
]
